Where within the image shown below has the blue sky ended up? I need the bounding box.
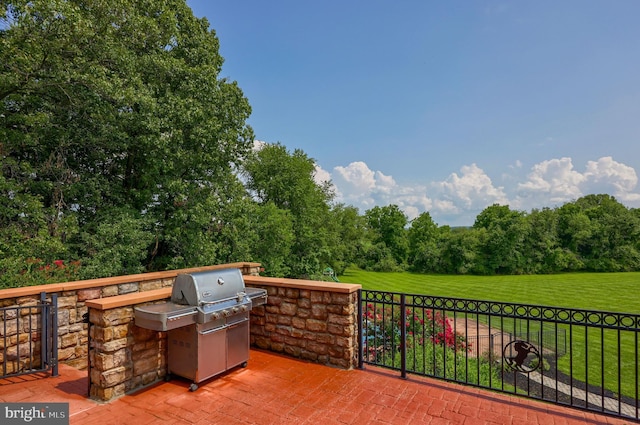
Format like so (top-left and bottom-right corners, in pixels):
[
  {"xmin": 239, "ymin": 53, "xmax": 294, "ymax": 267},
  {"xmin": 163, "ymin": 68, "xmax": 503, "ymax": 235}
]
[{"xmin": 186, "ymin": 0, "xmax": 640, "ymax": 226}]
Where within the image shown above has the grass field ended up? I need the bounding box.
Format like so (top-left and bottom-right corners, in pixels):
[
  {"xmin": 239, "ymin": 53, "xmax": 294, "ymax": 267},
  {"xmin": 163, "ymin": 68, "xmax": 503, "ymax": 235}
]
[
  {"xmin": 340, "ymin": 268, "xmax": 640, "ymax": 313},
  {"xmin": 341, "ymin": 267, "xmax": 640, "ymax": 400}
]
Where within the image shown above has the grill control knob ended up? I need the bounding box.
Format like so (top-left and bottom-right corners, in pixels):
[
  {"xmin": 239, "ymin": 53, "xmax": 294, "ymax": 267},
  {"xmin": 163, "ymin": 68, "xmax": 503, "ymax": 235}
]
[
  {"xmin": 223, "ymin": 309, "xmax": 232, "ymax": 317},
  {"xmin": 211, "ymin": 312, "xmax": 221, "ymax": 320},
  {"xmin": 240, "ymin": 305, "xmax": 249, "ymax": 312},
  {"xmin": 232, "ymin": 307, "xmax": 239, "ymax": 314}
]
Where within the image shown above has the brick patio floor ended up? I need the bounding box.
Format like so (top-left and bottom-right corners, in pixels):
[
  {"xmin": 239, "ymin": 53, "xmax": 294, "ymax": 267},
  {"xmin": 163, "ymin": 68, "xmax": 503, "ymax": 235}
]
[{"xmin": 0, "ymin": 349, "xmax": 633, "ymax": 424}]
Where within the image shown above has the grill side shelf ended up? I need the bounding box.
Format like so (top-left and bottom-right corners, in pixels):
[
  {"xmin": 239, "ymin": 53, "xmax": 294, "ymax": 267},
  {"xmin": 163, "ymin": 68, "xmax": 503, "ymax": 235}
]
[
  {"xmin": 134, "ymin": 303, "xmax": 197, "ymax": 331},
  {"xmin": 245, "ymin": 287, "xmax": 268, "ymax": 308}
]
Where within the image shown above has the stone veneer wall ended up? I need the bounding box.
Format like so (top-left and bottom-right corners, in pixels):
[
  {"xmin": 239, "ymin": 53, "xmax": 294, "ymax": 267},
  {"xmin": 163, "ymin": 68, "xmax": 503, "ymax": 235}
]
[
  {"xmin": 243, "ymin": 276, "xmax": 361, "ymax": 369},
  {"xmin": 85, "ymin": 276, "xmax": 361, "ymax": 402},
  {"xmin": 1, "ymin": 268, "xmax": 362, "ymax": 402},
  {"xmin": 87, "ymin": 293, "xmax": 168, "ymax": 401},
  {"xmin": 0, "ymin": 263, "xmax": 261, "ymax": 374}
]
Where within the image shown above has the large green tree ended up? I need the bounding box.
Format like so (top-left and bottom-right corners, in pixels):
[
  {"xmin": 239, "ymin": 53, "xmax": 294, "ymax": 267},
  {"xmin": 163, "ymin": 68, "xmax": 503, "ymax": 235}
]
[
  {"xmin": 363, "ymin": 205, "xmax": 409, "ymax": 270},
  {"xmin": 408, "ymin": 211, "xmax": 441, "ymax": 273},
  {"xmin": 242, "ymin": 142, "xmax": 335, "ymax": 278},
  {"xmin": 1, "ymin": 0, "xmax": 253, "ymax": 284},
  {"xmin": 437, "ymin": 226, "xmax": 481, "ymax": 274},
  {"xmin": 473, "ymin": 204, "xmax": 527, "ymax": 274},
  {"xmin": 520, "ymin": 207, "xmax": 565, "ymax": 273},
  {"xmin": 558, "ymin": 195, "xmax": 640, "ymax": 271},
  {"xmin": 327, "ymin": 204, "xmax": 366, "ymax": 275}
]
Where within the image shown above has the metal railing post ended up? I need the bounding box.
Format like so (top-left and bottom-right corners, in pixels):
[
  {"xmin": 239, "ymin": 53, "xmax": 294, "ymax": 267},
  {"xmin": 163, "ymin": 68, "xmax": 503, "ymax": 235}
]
[
  {"xmin": 357, "ymin": 289, "xmax": 364, "ymax": 369},
  {"xmin": 400, "ymin": 294, "xmax": 406, "ymax": 379},
  {"xmin": 50, "ymin": 293, "xmax": 59, "ymax": 377},
  {"xmin": 84, "ymin": 311, "xmax": 91, "ymax": 396},
  {"xmin": 40, "ymin": 292, "xmax": 48, "ymax": 371}
]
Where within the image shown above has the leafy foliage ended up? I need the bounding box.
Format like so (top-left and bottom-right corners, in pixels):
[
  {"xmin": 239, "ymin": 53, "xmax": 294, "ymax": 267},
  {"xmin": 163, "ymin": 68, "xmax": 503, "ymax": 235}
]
[
  {"xmin": 242, "ymin": 143, "xmax": 335, "ymax": 277},
  {"xmin": 2, "ymin": 2, "xmax": 640, "ymax": 288},
  {"xmin": 405, "ymin": 196, "xmax": 640, "ymax": 275},
  {"xmin": 1, "ymin": 0, "xmax": 253, "ymax": 285},
  {"xmin": 362, "ymin": 205, "xmax": 409, "ymax": 271},
  {"xmin": 362, "ymin": 302, "xmax": 467, "ymax": 360},
  {"xmin": 473, "ymin": 204, "xmax": 527, "ymax": 274},
  {"xmin": 408, "ymin": 212, "xmax": 442, "ymax": 272},
  {"xmin": 77, "ymin": 209, "xmax": 152, "ymax": 279}
]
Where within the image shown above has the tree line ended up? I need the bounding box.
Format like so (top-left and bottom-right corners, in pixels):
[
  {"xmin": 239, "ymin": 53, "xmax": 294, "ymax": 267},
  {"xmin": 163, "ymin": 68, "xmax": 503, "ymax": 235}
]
[
  {"xmin": 363, "ymin": 195, "xmax": 640, "ymax": 275},
  {"xmin": 2, "ymin": 1, "xmax": 639, "ymax": 288}
]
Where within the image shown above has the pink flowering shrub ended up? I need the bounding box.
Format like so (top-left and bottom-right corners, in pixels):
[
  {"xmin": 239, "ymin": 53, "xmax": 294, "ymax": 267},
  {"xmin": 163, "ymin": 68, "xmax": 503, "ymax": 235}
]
[
  {"xmin": 18, "ymin": 258, "xmax": 81, "ymax": 285},
  {"xmin": 362, "ymin": 298, "xmax": 498, "ymax": 386},
  {"xmin": 406, "ymin": 308, "xmax": 468, "ymax": 352},
  {"xmin": 363, "ymin": 302, "xmax": 469, "ymax": 363}
]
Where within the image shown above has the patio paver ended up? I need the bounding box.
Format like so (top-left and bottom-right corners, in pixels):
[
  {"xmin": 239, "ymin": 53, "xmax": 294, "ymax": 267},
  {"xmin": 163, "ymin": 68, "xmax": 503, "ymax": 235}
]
[{"xmin": 0, "ymin": 349, "xmax": 634, "ymax": 424}]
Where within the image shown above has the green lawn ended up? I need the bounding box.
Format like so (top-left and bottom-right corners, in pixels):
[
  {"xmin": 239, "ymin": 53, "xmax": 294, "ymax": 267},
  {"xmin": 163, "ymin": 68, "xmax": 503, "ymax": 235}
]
[
  {"xmin": 340, "ymin": 268, "xmax": 640, "ymax": 313},
  {"xmin": 341, "ymin": 267, "xmax": 640, "ymax": 400}
]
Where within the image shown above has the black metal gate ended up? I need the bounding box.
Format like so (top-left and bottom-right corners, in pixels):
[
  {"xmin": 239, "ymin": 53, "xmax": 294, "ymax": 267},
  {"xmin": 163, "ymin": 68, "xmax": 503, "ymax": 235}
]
[
  {"xmin": 358, "ymin": 289, "xmax": 640, "ymax": 422},
  {"xmin": 1, "ymin": 292, "xmax": 58, "ymax": 379}
]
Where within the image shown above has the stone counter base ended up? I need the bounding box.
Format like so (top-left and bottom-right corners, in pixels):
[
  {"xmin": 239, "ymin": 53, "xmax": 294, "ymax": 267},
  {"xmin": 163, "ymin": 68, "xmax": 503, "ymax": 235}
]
[
  {"xmin": 89, "ymin": 306, "xmax": 167, "ymax": 401},
  {"xmin": 248, "ymin": 286, "xmax": 359, "ymax": 369}
]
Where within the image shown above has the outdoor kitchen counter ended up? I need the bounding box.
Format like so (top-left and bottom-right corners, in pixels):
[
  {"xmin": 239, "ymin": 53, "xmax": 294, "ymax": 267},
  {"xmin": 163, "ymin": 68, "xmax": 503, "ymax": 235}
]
[
  {"xmin": 85, "ymin": 288, "xmax": 172, "ymax": 310},
  {"xmin": 243, "ymin": 275, "xmax": 361, "ymax": 293},
  {"xmin": 84, "ymin": 275, "xmax": 362, "ymax": 402},
  {"xmin": 84, "ymin": 276, "xmax": 362, "ymax": 311},
  {"xmin": 84, "ymin": 278, "xmax": 360, "ymax": 311}
]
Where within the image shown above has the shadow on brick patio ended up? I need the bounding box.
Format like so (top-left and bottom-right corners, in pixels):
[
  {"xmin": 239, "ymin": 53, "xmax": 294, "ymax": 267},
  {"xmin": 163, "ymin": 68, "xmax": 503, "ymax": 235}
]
[{"xmin": 0, "ymin": 349, "xmax": 630, "ymax": 425}]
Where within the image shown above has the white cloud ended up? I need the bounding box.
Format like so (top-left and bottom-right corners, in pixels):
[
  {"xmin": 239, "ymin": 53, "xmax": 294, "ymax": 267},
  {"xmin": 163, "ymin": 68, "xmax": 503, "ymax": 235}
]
[
  {"xmin": 432, "ymin": 199, "xmax": 458, "ymax": 214},
  {"xmin": 313, "ymin": 164, "xmax": 331, "ymax": 186},
  {"xmin": 333, "ymin": 162, "xmax": 376, "ymax": 193},
  {"xmin": 425, "ymin": 163, "xmax": 509, "ymax": 225},
  {"xmin": 435, "ymin": 163, "xmax": 508, "ymax": 209},
  {"xmin": 254, "ymin": 144, "xmax": 640, "ymax": 226},
  {"xmin": 510, "ymin": 160, "xmax": 523, "ymax": 169},
  {"xmin": 330, "ymin": 162, "xmax": 433, "ymax": 219},
  {"xmin": 583, "ymin": 156, "xmax": 638, "ymax": 194},
  {"xmin": 331, "ymin": 162, "xmax": 378, "ymax": 208},
  {"xmin": 328, "ymin": 161, "xmax": 510, "ymax": 225},
  {"xmin": 513, "ymin": 156, "xmax": 640, "ymax": 210},
  {"xmin": 374, "ymin": 171, "xmax": 397, "ymax": 195},
  {"xmin": 516, "ymin": 157, "xmax": 585, "ymax": 206},
  {"xmin": 252, "ymin": 140, "xmax": 267, "ymax": 151}
]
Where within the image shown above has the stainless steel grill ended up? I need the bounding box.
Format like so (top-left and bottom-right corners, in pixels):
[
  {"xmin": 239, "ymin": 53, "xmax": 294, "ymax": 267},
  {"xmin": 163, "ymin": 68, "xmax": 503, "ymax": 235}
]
[{"xmin": 134, "ymin": 268, "xmax": 267, "ymax": 391}]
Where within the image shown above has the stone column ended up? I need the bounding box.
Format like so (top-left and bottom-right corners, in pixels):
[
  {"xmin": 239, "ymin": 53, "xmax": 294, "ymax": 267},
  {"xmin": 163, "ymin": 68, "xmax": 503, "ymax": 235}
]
[{"xmin": 88, "ymin": 306, "xmax": 166, "ymax": 401}]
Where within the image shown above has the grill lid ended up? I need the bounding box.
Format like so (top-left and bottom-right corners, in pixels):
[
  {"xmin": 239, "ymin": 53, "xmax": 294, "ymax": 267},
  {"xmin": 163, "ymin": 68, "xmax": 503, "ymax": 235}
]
[{"xmin": 171, "ymin": 268, "xmax": 246, "ymax": 306}]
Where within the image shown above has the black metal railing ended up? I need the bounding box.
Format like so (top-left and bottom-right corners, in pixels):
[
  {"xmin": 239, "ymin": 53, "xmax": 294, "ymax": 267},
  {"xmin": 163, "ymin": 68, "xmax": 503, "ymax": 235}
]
[
  {"xmin": 358, "ymin": 289, "xmax": 640, "ymax": 421},
  {"xmin": 1, "ymin": 292, "xmax": 58, "ymax": 379}
]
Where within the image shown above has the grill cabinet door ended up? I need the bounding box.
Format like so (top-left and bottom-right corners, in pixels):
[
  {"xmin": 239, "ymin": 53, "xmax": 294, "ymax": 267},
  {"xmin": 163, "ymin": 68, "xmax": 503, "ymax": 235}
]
[
  {"xmin": 168, "ymin": 325, "xmax": 201, "ymax": 381},
  {"xmin": 227, "ymin": 318, "xmax": 249, "ymax": 368},
  {"xmin": 197, "ymin": 325, "xmax": 227, "ymax": 382}
]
